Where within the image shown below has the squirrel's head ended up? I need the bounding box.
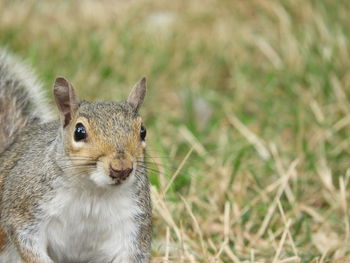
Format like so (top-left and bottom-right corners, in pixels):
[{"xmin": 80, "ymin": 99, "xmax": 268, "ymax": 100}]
[{"xmin": 53, "ymin": 77, "xmax": 147, "ymax": 187}]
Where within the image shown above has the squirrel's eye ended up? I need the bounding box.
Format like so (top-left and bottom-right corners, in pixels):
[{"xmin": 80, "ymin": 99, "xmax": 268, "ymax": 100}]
[
  {"xmin": 140, "ymin": 124, "xmax": 146, "ymax": 141},
  {"xmin": 74, "ymin": 123, "xmax": 87, "ymax": 142}
]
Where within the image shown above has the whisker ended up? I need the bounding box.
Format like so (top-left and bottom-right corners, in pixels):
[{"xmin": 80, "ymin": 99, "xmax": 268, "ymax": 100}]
[
  {"xmin": 135, "ymin": 161, "xmax": 177, "ymax": 172},
  {"xmin": 135, "ymin": 164, "xmax": 174, "ymax": 175},
  {"xmin": 60, "ymin": 164, "xmax": 96, "ymax": 170},
  {"xmin": 144, "ymin": 155, "xmax": 171, "ymax": 159},
  {"xmin": 137, "ymin": 167, "xmax": 162, "ymax": 174},
  {"xmin": 61, "ymin": 157, "xmax": 97, "ymax": 161},
  {"xmin": 135, "ymin": 163, "xmax": 160, "ymax": 171}
]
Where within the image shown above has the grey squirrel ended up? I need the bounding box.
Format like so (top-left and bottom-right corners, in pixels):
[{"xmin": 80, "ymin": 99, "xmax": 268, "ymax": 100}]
[{"xmin": 0, "ymin": 50, "xmax": 152, "ymax": 263}]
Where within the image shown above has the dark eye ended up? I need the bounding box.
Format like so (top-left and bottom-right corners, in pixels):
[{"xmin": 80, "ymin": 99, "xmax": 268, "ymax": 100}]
[
  {"xmin": 74, "ymin": 123, "xmax": 87, "ymax": 142},
  {"xmin": 140, "ymin": 124, "xmax": 146, "ymax": 141}
]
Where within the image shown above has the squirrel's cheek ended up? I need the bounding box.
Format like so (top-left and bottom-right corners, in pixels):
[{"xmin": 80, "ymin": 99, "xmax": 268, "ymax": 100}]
[
  {"xmin": 71, "ymin": 140, "xmax": 85, "ymax": 150},
  {"xmin": 141, "ymin": 141, "xmax": 146, "ymax": 149}
]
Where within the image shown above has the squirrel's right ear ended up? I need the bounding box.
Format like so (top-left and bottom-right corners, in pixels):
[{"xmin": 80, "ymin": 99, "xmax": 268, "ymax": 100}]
[{"xmin": 53, "ymin": 77, "xmax": 78, "ymax": 128}]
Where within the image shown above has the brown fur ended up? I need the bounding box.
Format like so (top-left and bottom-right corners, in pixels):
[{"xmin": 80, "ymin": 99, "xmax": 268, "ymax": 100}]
[
  {"xmin": 17, "ymin": 248, "xmax": 45, "ymax": 263},
  {"xmin": 0, "ymin": 226, "xmax": 7, "ymax": 252}
]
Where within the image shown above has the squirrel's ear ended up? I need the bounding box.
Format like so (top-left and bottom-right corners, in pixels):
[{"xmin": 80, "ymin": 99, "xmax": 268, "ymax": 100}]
[
  {"xmin": 127, "ymin": 77, "xmax": 147, "ymax": 112},
  {"xmin": 53, "ymin": 77, "xmax": 78, "ymax": 128}
]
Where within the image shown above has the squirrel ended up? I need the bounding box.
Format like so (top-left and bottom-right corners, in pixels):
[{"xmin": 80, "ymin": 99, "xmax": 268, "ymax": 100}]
[{"xmin": 0, "ymin": 50, "xmax": 152, "ymax": 263}]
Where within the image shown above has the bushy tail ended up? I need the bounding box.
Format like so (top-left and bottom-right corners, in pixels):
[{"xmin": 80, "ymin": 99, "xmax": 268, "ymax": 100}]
[{"xmin": 0, "ymin": 49, "xmax": 54, "ymax": 153}]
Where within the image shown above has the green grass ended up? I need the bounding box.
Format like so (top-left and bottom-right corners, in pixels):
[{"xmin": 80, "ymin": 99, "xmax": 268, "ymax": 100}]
[{"xmin": 1, "ymin": 0, "xmax": 350, "ymax": 262}]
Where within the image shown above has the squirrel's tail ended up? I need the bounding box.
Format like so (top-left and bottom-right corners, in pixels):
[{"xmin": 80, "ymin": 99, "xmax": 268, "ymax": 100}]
[{"xmin": 0, "ymin": 49, "xmax": 54, "ymax": 153}]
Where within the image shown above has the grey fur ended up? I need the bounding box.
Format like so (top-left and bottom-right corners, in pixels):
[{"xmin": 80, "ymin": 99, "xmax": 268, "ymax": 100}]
[
  {"xmin": 0, "ymin": 52, "xmax": 151, "ymax": 262},
  {"xmin": 0, "ymin": 49, "xmax": 54, "ymax": 153}
]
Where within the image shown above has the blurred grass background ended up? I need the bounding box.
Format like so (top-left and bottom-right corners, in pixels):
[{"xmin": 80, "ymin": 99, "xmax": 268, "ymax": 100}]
[{"xmin": 1, "ymin": 0, "xmax": 350, "ymax": 262}]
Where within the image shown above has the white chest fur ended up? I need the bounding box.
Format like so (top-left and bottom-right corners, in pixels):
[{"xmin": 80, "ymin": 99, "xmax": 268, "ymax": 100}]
[{"xmin": 44, "ymin": 182, "xmax": 141, "ymax": 263}]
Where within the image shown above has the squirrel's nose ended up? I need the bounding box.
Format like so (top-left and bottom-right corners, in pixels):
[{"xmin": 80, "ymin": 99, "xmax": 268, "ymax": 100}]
[{"xmin": 109, "ymin": 166, "xmax": 133, "ymax": 181}]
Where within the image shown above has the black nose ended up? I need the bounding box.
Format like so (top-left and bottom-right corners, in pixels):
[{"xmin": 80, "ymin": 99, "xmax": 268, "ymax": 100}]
[{"xmin": 109, "ymin": 167, "xmax": 133, "ymax": 181}]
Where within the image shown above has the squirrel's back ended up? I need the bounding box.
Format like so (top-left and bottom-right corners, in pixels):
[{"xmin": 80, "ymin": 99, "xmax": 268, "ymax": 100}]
[{"xmin": 0, "ymin": 49, "xmax": 54, "ymax": 153}]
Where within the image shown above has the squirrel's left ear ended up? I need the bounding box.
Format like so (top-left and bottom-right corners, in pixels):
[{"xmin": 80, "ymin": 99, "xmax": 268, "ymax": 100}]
[
  {"xmin": 127, "ymin": 77, "xmax": 147, "ymax": 112},
  {"xmin": 53, "ymin": 77, "xmax": 78, "ymax": 128}
]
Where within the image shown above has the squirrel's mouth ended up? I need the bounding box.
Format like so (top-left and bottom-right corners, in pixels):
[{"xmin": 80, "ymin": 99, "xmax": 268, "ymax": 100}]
[{"xmin": 110, "ymin": 174, "xmax": 130, "ymax": 186}]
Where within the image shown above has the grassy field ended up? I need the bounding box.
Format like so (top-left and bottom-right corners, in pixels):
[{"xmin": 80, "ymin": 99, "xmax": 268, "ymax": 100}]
[{"xmin": 1, "ymin": 0, "xmax": 350, "ymax": 262}]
